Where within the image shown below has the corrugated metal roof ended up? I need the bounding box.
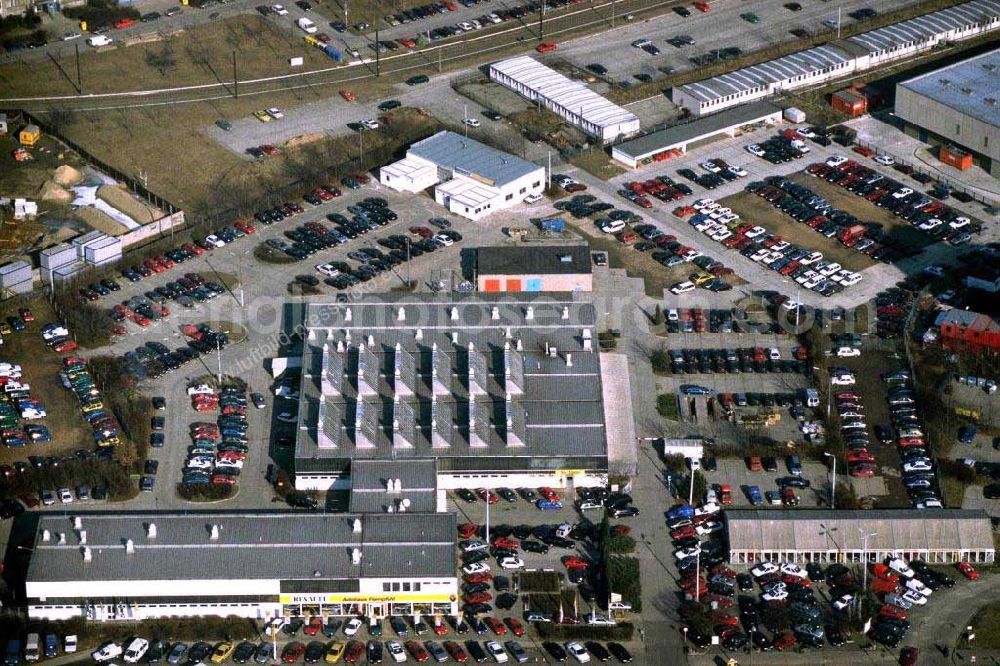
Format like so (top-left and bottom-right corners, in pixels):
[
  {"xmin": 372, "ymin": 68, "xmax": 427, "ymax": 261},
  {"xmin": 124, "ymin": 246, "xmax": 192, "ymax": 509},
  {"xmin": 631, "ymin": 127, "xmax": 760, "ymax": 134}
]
[
  {"xmin": 848, "ymin": 0, "xmax": 1000, "ymax": 53},
  {"xmin": 899, "ymin": 47, "xmax": 1000, "ymax": 127},
  {"xmin": 476, "ymin": 245, "xmax": 592, "ymax": 277},
  {"xmin": 490, "ymin": 56, "xmax": 639, "ymax": 130},
  {"xmin": 726, "ymin": 509, "xmax": 996, "ymax": 553},
  {"xmin": 27, "ymin": 512, "xmax": 456, "ymax": 584},
  {"xmin": 408, "ymin": 131, "xmax": 541, "ymax": 188},
  {"xmin": 677, "ymin": 45, "xmax": 853, "ymax": 102}
]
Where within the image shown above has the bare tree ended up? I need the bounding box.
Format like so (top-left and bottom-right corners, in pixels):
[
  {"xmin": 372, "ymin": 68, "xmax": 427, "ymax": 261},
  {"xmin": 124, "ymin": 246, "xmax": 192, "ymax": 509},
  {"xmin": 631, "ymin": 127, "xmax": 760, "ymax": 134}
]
[{"xmin": 144, "ymin": 43, "xmax": 178, "ymax": 76}]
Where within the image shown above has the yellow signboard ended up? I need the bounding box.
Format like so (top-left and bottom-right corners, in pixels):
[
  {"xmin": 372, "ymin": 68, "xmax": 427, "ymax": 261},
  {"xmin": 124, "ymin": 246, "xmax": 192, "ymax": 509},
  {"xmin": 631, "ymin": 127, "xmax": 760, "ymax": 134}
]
[{"xmin": 280, "ymin": 593, "xmax": 452, "ymax": 604}]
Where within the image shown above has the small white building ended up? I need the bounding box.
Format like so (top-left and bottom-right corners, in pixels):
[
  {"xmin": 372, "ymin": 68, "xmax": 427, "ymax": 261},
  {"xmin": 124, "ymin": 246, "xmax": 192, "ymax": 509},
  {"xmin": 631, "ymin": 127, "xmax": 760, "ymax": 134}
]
[
  {"xmin": 380, "ymin": 131, "xmax": 545, "ymax": 221},
  {"xmin": 488, "ymin": 55, "xmax": 641, "ymax": 143}
]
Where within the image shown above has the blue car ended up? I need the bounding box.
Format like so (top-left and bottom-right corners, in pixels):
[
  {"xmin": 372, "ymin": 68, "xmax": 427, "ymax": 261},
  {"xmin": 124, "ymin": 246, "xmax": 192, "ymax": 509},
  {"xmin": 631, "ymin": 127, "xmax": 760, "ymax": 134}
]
[
  {"xmin": 747, "ymin": 486, "xmax": 763, "ymax": 506},
  {"xmin": 959, "ymin": 427, "xmax": 977, "ymax": 444},
  {"xmin": 536, "ymin": 499, "xmax": 563, "ymax": 511},
  {"xmin": 679, "ymin": 384, "xmax": 712, "ymax": 396}
]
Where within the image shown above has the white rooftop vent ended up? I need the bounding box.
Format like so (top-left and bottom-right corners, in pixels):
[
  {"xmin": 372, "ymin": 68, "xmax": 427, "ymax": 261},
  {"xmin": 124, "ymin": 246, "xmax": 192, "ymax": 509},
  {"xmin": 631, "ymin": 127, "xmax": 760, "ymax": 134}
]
[
  {"xmin": 351, "ymin": 548, "xmax": 363, "ymax": 564},
  {"xmin": 451, "ymin": 307, "xmax": 459, "ymax": 321},
  {"xmin": 566, "ymin": 353, "xmax": 573, "ymax": 367},
  {"xmin": 147, "ymin": 523, "xmax": 157, "ymax": 539},
  {"xmin": 400, "ymin": 498, "xmax": 411, "ymax": 512},
  {"xmin": 504, "ymin": 326, "xmax": 512, "ymax": 339},
  {"xmin": 558, "ymin": 254, "xmax": 572, "ymax": 263},
  {"xmin": 125, "ymin": 539, "xmax": 135, "ymax": 554},
  {"xmin": 42, "ymin": 530, "xmax": 51, "ymax": 542},
  {"xmin": 491, "ymin": 307, "xmax": 500, "ymax": 320},
  {"xmin": 57, "ymin": 532, "xmax": 66, "ymax": 545},
  {"xmin": 525, "ymin": 306, "xmax": 534, "ymax": 320},
  {"xmin": 398, "ymin": 306, "xmax": 406, "ymax": 321},
  {"xmin": 82, "ymin": 547, "xmax": 92, "ymax": 563},
  {"xmin": 515, "ymin": 338, "xmax": 523, "ymax": 351},
  {"xmin": 562, "ymin": 306, "xmax": 569, "ymax": 320},
  {"xmin": 79, "ymin": 530, "xmax": 87, "ymax": 545},
  {"xmin": 451, "ymin": 332, "xmax": 458, "ymax": 344},
  {"xmin": 395, "ymin": 478, "xmax": 403, "ymax": 492},
  {"xmin": 73, "ymin": 516, "xmax": 82, "ymax": 529},
  {"xmin": 367, "ymin": 334, "xmax": 375, "ymax": 347},
  {"xmin": 336, "ymin": 340, "xmax": 345, "ymax": 353},
  {"xmin": 345, "ymin": 307, "xmax": 353, "ymax": 322},
  {"xmin": 352, "ymin": 518, "xmax": 362, "ymax": 533},
  {"xmin": 415, "ymin": 328, "xmax": 423, "ymax": 341},
  {"xmin": 210, "ymin": 524, "xmax": 220, "ymax": 540}
]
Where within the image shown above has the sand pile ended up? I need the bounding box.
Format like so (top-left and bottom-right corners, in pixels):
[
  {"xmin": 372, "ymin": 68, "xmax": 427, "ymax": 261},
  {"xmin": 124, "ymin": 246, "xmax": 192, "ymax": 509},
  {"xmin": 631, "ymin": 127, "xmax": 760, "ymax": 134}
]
[
  {"xmin": 39, "ymin": 180, "xmax": 73, "ymax": 203},
  {"xmin": 285, "ymin": 133, "xmax": 324, "ymax": 148},
  {"xmin": 97, "ymin": 184, "xmax": 162, "ymax": 225},
  {"xmin": 75, "ymin": 206, "xmax": 129, "ymax": 236},
  {"xmin": 53, "ymin": 164, "xmax": 83, "ymax": 187}
]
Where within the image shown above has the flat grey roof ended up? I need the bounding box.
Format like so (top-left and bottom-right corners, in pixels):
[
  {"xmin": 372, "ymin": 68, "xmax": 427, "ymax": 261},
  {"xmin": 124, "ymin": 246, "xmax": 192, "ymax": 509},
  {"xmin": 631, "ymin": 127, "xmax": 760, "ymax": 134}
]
[
  {"xmin": 408, "ymin": 131, "xmax": 542, "ymax": 188},
  {"xmin": 295, "ymin": 295, "xmax": 608, "ymax": 473},
  {"xmin": 848, "ymin": 0, "xmax": 1000, "ymax": 54},
  {"xmin": 898, "ymin": 47, "xmax": 1000, "ymax": 128},
  {"xmin": 27, "ymin": 512, "xmax": 457, "ymax": 584},
  {"xmin": 614, "ymin": 102, "xmax": 781, "ymax": 159},
  {"xmin": 349, "ymin": 459, "xmax": 439, "ymax": 513},
  {"xmin": 726, "ymin": 509, "xmax": 996, "ymax": 553},
  {"xmin": 476, "ymin": 245, "xmax": 592, "ymax": 276},
  {"xmin": 676, "ymin": 45, "xmax": 852, "ymax": 103}
]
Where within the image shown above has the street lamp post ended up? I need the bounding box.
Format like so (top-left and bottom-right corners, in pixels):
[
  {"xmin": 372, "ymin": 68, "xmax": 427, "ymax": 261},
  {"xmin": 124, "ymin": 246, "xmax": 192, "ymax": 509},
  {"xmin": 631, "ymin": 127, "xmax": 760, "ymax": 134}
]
[
  {"xmin": 858, "ymin": 528, "xmax": 878, "ymax": 615},
  {"xmin": 823, "ymin": 452, "xmax": 836, "ymax": 508}
]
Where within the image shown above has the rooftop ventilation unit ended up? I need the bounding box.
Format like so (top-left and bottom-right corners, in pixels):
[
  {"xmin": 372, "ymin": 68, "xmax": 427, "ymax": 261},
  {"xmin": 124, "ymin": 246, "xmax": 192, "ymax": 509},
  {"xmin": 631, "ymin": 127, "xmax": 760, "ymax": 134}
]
[
  {"xmin": 210, "ymin": 524, "xmax": 220, "ymax": 540},
  {"xmin": 351, "ymin": 548, "xmax": 363, "ymax": 564},
  {"xmin": 83, "ymin": 547, "xmax": 92, "ymax": 563},
  {"xmin": 353, "ymin": 518, "xmax": 362, "ymax": 533},
  {"xmin": 147, "ymin": 523, "xmax": 157, "ymax": 539},
  {"xmin": 125, "ymin": 539, "xmax": 135, "ymax": 555}
]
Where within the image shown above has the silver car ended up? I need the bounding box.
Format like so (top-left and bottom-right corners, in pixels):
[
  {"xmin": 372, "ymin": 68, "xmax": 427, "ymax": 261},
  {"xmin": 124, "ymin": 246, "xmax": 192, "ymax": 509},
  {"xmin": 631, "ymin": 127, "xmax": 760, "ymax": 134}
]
[{"xmin": 166, "ymin": 643, "xmax": 188, "ymax": 665}]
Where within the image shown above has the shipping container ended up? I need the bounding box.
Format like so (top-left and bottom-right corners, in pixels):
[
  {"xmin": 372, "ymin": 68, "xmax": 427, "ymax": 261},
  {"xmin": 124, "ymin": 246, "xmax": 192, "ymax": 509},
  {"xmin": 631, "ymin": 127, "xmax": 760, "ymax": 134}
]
[
  {"xmin": 71, "ymin": 231, "xmax": 106, "ymax": 257},
  {"xmin": 538, "ymin": 218, "xmax": 566, "ymax": 232},
  {"xmin": 0, "ymin": 260, "xmax": 31, "ymax": 287},
  {"xmin": 40, "ymin": 243, "xmax": 77, "ymax": 270},
  {"xmin": 6, "ymin": 278, "xmax": 33, "ymax": 295},
  {"xmin": 83, "ymin": 236, "xmax": 123, "ymax": 265},
  {"xmin": 51, "ymin": 260, "xmax": 86, "ymax": 283},
  {"xmin": 322, "ymin": 45, "xmax": 342, "ymax": 62},
  {"xmin": 783, "ymin": 107, "xmax": 806, "ymax": 123},
  {"xmin": 940, "ymin": 145, "xmax": 972, "ymax": 170},
  {"xmin": 831, "ymin": 90, "xmax": 866, "ymax": 117}
]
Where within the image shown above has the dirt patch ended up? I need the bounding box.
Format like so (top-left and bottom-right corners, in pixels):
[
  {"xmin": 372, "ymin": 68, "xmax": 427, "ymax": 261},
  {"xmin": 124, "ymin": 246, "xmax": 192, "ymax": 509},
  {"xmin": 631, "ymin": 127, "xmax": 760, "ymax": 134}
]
[
  {"xmin": 569, "ymin": 149, "xmax": 625, "ymax": 181},
  {"xmin": 0, "ymin": 221, "xmax": 46, "ymax": 253},
  {"xmin": 75, "ymin": 205, "xmax": 130, "ymax": 236},
  {"xmin": 97, "ymin": 184, "xmax": 163, "ymax": 225},
  {"xmin": 53, "ymin": 164, "xmax": 84, "ymax": 186},
  {"xmin": 285, "ymin": 133, "xmax": 326, "ymax": 148},
  {"xmin": 39, "ymin": 180, "xmax": 73, "ymax": 203},
  {"xmin": 720, "ymin": 190, "xmax": 876, "ymax": 272}
]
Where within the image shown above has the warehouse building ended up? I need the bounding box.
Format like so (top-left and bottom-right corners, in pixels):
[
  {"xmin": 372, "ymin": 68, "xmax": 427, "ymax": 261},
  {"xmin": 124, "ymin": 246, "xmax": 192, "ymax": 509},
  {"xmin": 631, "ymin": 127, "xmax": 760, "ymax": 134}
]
[
  {"xmin": 726, "ymin": 509, "xmax": 996, "ymax": 564},
  {"xmin": 476, "ymin": 245, "xmax": 593, "ymax": 293},
  {"xmin": 611, "ymin": 102, "xmax": 783, "ymax": 167},
  {"xmin": 294, "ymin": 294, "xmax": 611, "ymax": 492},
  {"xmin": 896, "ymin": 48, "xmax": 1000, "ymax": 175},
  {"xmin": 672, "ymin": 0, "xmax": 1000, "ymax": 116},
  {"xmin": 380, "ymin": 131, "xmax": 545, "ymax": 221},
  {"xmin": 489, "ymin": 55, "xmax": 640, "ymax": 143},
  {"xmin": 26, "ymin": 512, "xmax": 459, "ymax": 622}
]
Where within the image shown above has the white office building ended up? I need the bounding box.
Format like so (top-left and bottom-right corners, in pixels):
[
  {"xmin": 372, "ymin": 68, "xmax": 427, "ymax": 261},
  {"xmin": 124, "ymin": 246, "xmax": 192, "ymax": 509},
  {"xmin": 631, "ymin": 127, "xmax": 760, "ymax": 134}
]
[{"xmin": 379, "ymin": 131, "xmax": 545, "ymax": 221}]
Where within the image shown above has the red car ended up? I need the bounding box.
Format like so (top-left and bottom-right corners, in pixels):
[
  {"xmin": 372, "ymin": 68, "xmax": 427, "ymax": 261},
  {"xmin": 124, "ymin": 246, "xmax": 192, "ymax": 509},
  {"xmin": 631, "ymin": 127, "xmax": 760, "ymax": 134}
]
[
  {"xmin": 671, "ymin": 525, "xmax": 696, "ymax": 540},
  {"xmin": 562, "ymin": 555, "xmax": 590, "ymax": 570},
  {"xmin": 410, "ymin": 226, "xmax": 434, "ymax": 238},
  {"xmin": 678, "ymin": 577, "xmax": 707, "ymax": 592},
  {"xmin": 538, "ymin": 487, "xmax": 560, "ymax": 501},
  {"xmin": 564, "ymin": 183, "xmax": 587, "ymax": 193},
  {"xmin": 872, "ymin": 563, "xmax": 899, "ymax": 583},
  {"xmin": 443, "ymin": 642, "xmax": 467, "ymax": 662},
  {"xmin": 405, "ymin": 641, "xmax": 429, "ymax": 662},
  {"xmin": 313, "ymin": 187, "xmax": 333, "ymax": 201},
  {"xmin": 504, "ymin": 618, "xmax": 525, "ymax": 637},
  {"xmin": 234, "ymin": 220, "xmax": 257, "ymax": 234},
  {"xmin": 535, "ymin": 42, "xmax": 557, "ymax": 53},
  {"xmin": 281, "ymin": 642, "xmax": 305, "ymax": 663},
  {"xmin": 458, "ymin": 523, "xmax": 479, "ymax": 539},
  {"xmin": 344, "ymin": 641, "xmax": 365, "ymax": 664},
  {"xmin": 182, "ymin": 242, "xmax": 205, "ymax": 255},
  {"xmin": 18, "ymin": 308, "xmax": 33, "ymax": 322},
  {"xmin": 303, "ymin": 617, "xmax": 323, "ymax": 636},
  {"xmin": 956, "ymin": 561, "xmax": 979, "ymax": 580},
  {"xmin": 879, "ymin": 604, "xmax": 908, "ymax": 621},
  {"xmin": 155, "ymin": 255, "xmax": 175, "ymax": 269},
  {"xmin": 53, "ymin": 339, "xmax": 79, "ymax": 353},
  {"xmin": 899, "ymin": 647, "xmax": 918, "ymax": 666},
  {"xmin": 477, "ymin": 488, "xmax": 498, "ymax": 504},
  {"xmin": 432, "ymin": 622, "xmax": 448, "ymax": 636},
  {"xmin": 323, "ymin": 185, "xmax": 342, "ymax": 198},
  {"xmin": 673, "ymin": 206, "xmax": 696, "ymax": 217},
  {"xmin": 492, "ymin": 536, "xmax": 518, "ymax": 550},
  {"xmin": 612, "ymin": 525, "xmax": 631, "ymax": 536},
  {"xmin": 463, "ymin": 572, "xmax": 492, "ymax": 584},
  {"xmin": 484, "ymin": 617, "xmax": 506, "ymax": 635},
  {"xmin": 464, "ymin": 592, "xmax": 492, "ymax": 605},
  {"xmin": 773, "ymin": 632, "xmax": 796, "ymax": 651}
]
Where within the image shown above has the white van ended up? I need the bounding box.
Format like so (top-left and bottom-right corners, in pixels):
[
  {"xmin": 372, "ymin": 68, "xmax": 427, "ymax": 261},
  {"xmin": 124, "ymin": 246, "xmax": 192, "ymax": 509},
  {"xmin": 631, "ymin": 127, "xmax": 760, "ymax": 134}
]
[
  {"xmin": 297, "ymin": 17, "xmax": 317, "ymax": 33},
  {"xmin": 87, "ymin": 35, "xmax": 112, "ymax": 47}
]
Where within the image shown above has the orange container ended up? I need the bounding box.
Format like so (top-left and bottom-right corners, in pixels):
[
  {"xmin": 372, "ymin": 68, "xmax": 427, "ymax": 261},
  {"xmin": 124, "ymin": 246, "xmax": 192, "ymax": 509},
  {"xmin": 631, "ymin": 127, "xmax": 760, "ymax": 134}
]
[
  {"xmin": 832, "ymin": 90, "xmax": 866, "ymax": 117},
  {"xmin": 940, "ymin": 145, "xmax": 972, "ymax": 170}
]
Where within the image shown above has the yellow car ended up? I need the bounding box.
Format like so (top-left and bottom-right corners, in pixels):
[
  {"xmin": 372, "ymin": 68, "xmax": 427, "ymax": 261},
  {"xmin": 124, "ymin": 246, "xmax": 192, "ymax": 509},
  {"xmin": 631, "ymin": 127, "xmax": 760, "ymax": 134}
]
[
  {"xmin": 0, "ymin": 324, "xmax": 11, "ymax": 335},
  {"xmin": 253, "ymin": 110, "xmax": 273, "ymax": 123},
  {"xmin": 324, "ymin": 642, "xmax": 346, "ymax": 664},
  {"xmin": 210, "ymin": 641, "xmax": 235, "ymax": 664},
  {"xmin": 691, "ymin": 272, "xmax": 714, "ymax": 287},
  {"xmin": 82, "ymin": 401, "xmax": 104, "ymax": 413}
]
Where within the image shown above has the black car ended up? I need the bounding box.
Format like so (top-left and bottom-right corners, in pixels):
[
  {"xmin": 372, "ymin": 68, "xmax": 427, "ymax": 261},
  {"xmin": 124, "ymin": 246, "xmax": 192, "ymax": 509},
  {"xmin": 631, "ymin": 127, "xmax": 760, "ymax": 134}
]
[
  {"xmin": 365, "ymin": 641, "xmax": 383, "ymax": 664},
  {"xmin": 586, "ymin": 63, "xmax": 608, "ymax": 75},
  {"xmin": 608, "ymin": 642, "xmax": 632, "ymax": 663},
  {"xmin": 584, "ymin": 642, "xmax": 610, "ymax": 661},
  {"xmin": 496, "ymin": 593, "xmax": 518, "ymax": 610},
  {"xmin": 304, "ymin": 642, "xmax": 326, "ymax": 664},
  {"xmin": 287, "ymin": 493, "xmax": 319, "ymax": 509},
  {"xmin": 283, "ymin": 618, "xmax": 305, "ymax": 635},
  {"xmin": 457, "ymin": 488, "xmax": 478, "ymax": 502},
  {"xmin": 188, "ymin": 642, "xmax": 213, "ymax": 662},
  {"xmin": 543, "ymin": 641, "xmax": 567, "ymax": 661},
  {"xmin": 674, "ymin": 6, "xmax": 691, "ymax": 16},
  {"xmin": 521, "ymin": 539, "xmax": 549, "ymax": 554},
  {"xmin": 145, "ymin": 640, "xmax": 168, "ymax": 663},
  {"xmin": 482, "ymin": 109, "xmax": 502, "ymax": 121},
  {"xmin": 464, "ymin": 640, "xmax": 487, "ymax": 662}
]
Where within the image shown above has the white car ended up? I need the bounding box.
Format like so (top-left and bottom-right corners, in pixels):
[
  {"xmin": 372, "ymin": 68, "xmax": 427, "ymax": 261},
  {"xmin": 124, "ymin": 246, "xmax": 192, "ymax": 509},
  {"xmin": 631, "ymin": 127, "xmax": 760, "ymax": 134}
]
[
  {"xmin": 460, "ymin": 540, "xmax": 489, "ymax": 552},
  {"xmin": 744, "ymin": 226, "xmax": 767, "ymax": 239},
  {"xmin": 711, "ymin": 229, "xmax": 733, "ymax": 242},
  {"xmin": 916, "ymin": 498, "xmax": 943, "ymax": 509},
  {"xmin": 123, "ymin": 638, "xmax": 150, "ymax": 664},
  {"xmin": 727, "ymin": 165, "xmax": 748, "ymax": 177},
  {"xmin": 800, "ymin": 251, "xmax": 823, "ymax": 265},
  {"xmin": 949, "ymin": 217, "xmax": 970, "ymax": 229},
  {"xmin": 500, "ymin": 556, "xmax": 525, "ymax": 570},
  {"xmin": 694, "ymin": 198, "xmax": 716, "ymax": 209},
  {"xmin": 360, "ymin": 119, "xmax": 380, "ymax": 130},
  {"xmin": 874, "ymin": 155, "xmax": 895, "ymax": 166},
  {"xmin": 667, "ymin": 308, "xmax": 679, "ymax": 322},
  {"xmin": 187, "ymin": 384, "xmax": 215, "ymax": 396},
  {"xmin": 386, "ymin": 641, "xmax": 407, "ymax": 663},
  {"xmin": 832, "ymin": 594, "xmax": 854, "ymax": 611},
  {"xmin": 780, "ymin": 563, "xmax": 807, "ymax": 578},
  {"xmin": 904, "ymin": 577, "xmax": 932, "ymax": 597},
  {"xmin": 751, "ymin": 562, "xmax": 779, "ymax": 578},
  {"xmin": 826, "ymin": 155, "xmax": 848, "ymax": 167},
  {"xmin": 771, "ymin": 240, "xmax": 791, "ymax": 252},
  {"xmin": 762, "ymin": 589, "xmax": 788, "ymax": 602},
  {"xmin": 485, "ymin": 641, "xmax": 508, "ymax": 663},
  {"xmin": 271, "ymin": 3, "xmax": 288, "ymax": 14},
  {"xmin": 58, "ymin": 487, "xmax": 74, "ymax": 504},
  {"xmin": 836, "ymin": 347, "xmax": 861, "ymax": 357},
  {"xmin": 674, "ymin": 546, "xmax": 701, "ymax": 560},
  {"xmin": 432, "ymin": 233, "xmax": 454, "ymax": 246},
  {"xmin": 215, "ymin": 459, "xmax": 244, "ymax": 470},
  {"xmin": 901, "ymin": 589, "xmax": 927, "ymax": 606},
  {"xmin": 768, "ymin": 347, "xmax": 781, "ymax": 361},
  {"xmin": 831, "ymin": 374, "xmax": 856, "ymax": 386},
  {"xmin": 62, "ymin": 31, "xmax": 82, "ymax": 41},
  {"xmin": 92, "ymin": 643, "xmax": 123, "ymax": 663},
  {"xmin": 887, "ymin": 557, "xmax": 915, "ymax": 579},
  {"xmin": 265, "ymin": 107, "xmax": 284, "ymax": 119},
  {"xmin": 917, "ymin": 218, "xmax": 942, "ymax": 231},
  {"xmin": 463, "ymin": 118, "xmax": 481, "ymax": 127},
  {"xmin": 695, "ymin": 521, "xmax": 722, "ymax": 536},
  {"xmin": 205, "ymin": 234, "xmax": 226, "ymax": 248},
  {"xmin": 343, "ymin": 617, "xmax": 363, "ymax": 636},
  {"xmin": 670, "ymin": 281, "xmax": 696, "ymax": 295},
  {"xmin": 694, "ymin": 502, "xmax": 720, "ymax": 517},
  {"xmin": 315, "ymin": 263, "xmax": 340, "ymax": 277},
  {"xmin": 839, "ymin": 272, "xmax": 862, "ymax": 287},
  {"xmin": 819, "ymin": 262, "xmax": 842, "ymax": 277},
  {"xmin": 885, "ymin": 593, "xmax": 912, "ymax": 610},
  {"xmin": 523, "ymin": 193, "xmax": 542, "ymax": 204},
  {"xmin": 463, "ymin": 562, "xmax": 491, "ymax": 575},
  {"xmin": 746, "ymin": 144, "xmax": 766, "ymax": 157},
  {"xmin": 903, "ymin": 460, "xmax": 933, "ymax": 473},
  {"xmin": 565, "ymin": 642, "xmax": 591, "ymax": 663},
  {"xmin": 599, "ymin": 219, "xmax": 626, "ymax": 234},
  {"xmin": 700, "ymin": 161, "xmax": 721, "ymax": 173},
  {"xmin": 892, "ymin": 187, "xmax": 914, "ymax": 199}
]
